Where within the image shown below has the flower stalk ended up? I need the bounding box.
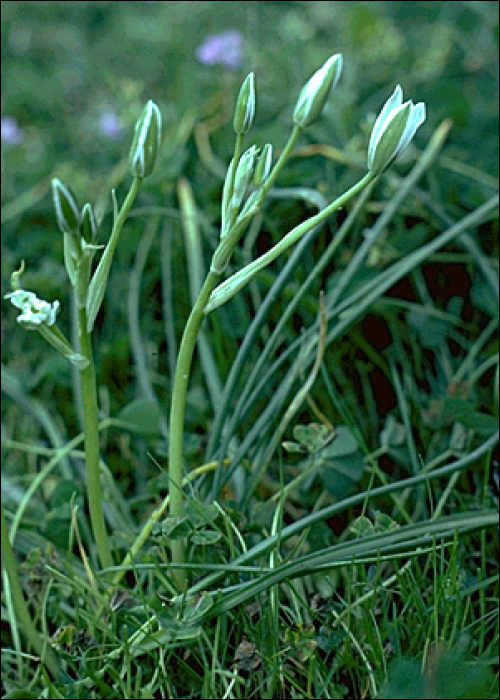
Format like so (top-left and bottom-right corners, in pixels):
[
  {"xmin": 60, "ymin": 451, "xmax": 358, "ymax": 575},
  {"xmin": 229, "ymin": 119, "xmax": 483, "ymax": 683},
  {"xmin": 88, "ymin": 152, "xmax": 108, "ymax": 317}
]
[
  {"xmin": 77, "ymin": 303, "xmax": 114, "ymax": 570},
  {"xmin": 167, "ymin": 55, "xmax": 348, "ymax": 589},
  {"xmin": 168, "ymin": 269, "xmax": 221, "ymax": 590},
  {"xmin": 205, "ymin": 171, "xmax": 375, "ymax": 314}
]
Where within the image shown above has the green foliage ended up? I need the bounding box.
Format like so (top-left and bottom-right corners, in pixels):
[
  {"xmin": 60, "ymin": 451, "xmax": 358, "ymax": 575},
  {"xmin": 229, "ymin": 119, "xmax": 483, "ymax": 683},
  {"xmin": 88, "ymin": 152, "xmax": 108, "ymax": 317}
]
[
  {"xmin": 380, "ymin": 642, "xmax": 496, "ymax": 699},
  {"xmin": 1, "ymin": 1, "xmax": 498, "ymax": 698}
]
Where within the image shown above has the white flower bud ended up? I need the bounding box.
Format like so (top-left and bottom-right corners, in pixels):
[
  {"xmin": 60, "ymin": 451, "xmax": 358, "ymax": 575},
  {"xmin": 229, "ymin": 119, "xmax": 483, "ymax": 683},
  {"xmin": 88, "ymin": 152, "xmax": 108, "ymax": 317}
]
[
  {"xmin": 129, "ymin": 100, "xmax": 162, "ymax": 178},
  {"xmin": 253, "ymin": 143, "xmax": 273, "ymax": 188},
  {"xmin": 367, "ymin": 85, "xmax": 426, "ymax": 175},
  {"xmin": 233, "ymin": 72, "xmax": 256, "ymax": 135},
  {"xmin": 232, "ymin": 145, "xmax": 258, "ymax": 206},
  {"xmin": 293, "ymin": 54, "xmax": 343, "ymax": 128}
]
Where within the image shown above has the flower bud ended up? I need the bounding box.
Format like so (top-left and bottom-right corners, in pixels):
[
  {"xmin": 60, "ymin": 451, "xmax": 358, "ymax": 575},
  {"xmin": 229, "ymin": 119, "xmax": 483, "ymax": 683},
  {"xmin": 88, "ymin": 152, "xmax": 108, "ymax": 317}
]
[
  {"xmin": 253, "ymin": 143, "xmax": 273, "ymax": 187},
  {"xmin": 128, "ymin": 99, "xmax": 162, "ymax": 178},
  {"xmin": 367, "ymin": 85, "xmax": 426, "ymax": 175},
  {"xmin": 232, "ymin": 145, "xmax": 258, "ymax": 206},
  {"xmin": 220, "ymin": 158, "xmax": 236, "ymax": 239},
  {"xmin": 81, "ymin": 202, "xmax": 98, "ymax": 243},
  {"xmin": 52, "ymin": 178, "xmax": 80, "ymax": 235},
  {"xmin": 233, "ymin": 72, "xmax": 256, "ymax": 135},
  {"xmin": 293, "ymin": 53, "xmax": 343, "ymax": 128}
]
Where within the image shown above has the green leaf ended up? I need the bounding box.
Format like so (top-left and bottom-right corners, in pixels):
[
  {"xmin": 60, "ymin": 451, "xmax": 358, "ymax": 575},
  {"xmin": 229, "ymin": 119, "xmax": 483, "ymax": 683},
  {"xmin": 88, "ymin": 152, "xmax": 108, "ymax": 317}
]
[
  {"xmin": 373, "ymin": 511, "xmax": 400, "ymax": 532},
  {"xmin": 435, "ymin": 650, "xmax": 493, "ymax": 699},
  {"xmin": 379, "ymin": 658, "xmax": 424, "ymax": 699},
  {"xmin": 350, "ymin": 515, "xmax": 374, "ymax": 537},
  {"xmin": 190, "ymin": 529, "xmax": 222, "ymax": 545},
  {"xmin": 321, "ymin": 453, "xmax": 366, "ymax": 498},
  {"xmin": 185, "ymin": 501, "xmax": 219, "ymax": 527},
  {"xmin": 128, "ymin": 621, "xmax": 202, "ymax": 655},
  {"xmin": 322, "ymin": 425, "xmax": 359, "ymax": 457},
  {"xmin": 50, "ymin": 479, "xmax": 81, "ymax": 508},
  {"xmin": 293, "ymin": 423, "xmax": 334, "ymax": 453},
  {"xmin": 181, "ymin": 591, "xmax": 215, "ymax": 623},
  {"xmin": 116, "ymin": 399, "xmax": 162, "ymax": 436},
  {"xmin": 439, "ymin": 398, "xmax": 498, "ymax": 436},
  {"xmin": 160, "ymin": 516, "xmax": 192, "ymax": 540}
]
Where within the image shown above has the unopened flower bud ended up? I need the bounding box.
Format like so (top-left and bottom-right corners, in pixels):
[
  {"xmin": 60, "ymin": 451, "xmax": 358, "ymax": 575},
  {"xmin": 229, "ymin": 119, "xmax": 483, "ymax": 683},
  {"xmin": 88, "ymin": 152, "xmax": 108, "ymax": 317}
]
[
  {"xmin": 232, "ymin": 145, "xmax": 258, "ymax": 206},
  {"xmin": 253, "ymin": 143, "xmax": 273, "ymax": 187},
  {"xmin": 293, "ymin": 53, "xmax": 343, "ymax": 128},
  {"xmin": 128, "ymin": 100, "xmax": 162, "ymax": 178},
  {"xmin": 52, "ymin": 179, "xmax": 80, "ymax": 235},
  {"xmin": 367, "ymin": 85, "xmax": 426, "ymax": 175},
  {"xmin": 233, "ymin": 72, "xmax": 256, "ymax": 135},
  {"xmin": 81, "ymin": 202, "xmax": 98, "ymax": 242}
]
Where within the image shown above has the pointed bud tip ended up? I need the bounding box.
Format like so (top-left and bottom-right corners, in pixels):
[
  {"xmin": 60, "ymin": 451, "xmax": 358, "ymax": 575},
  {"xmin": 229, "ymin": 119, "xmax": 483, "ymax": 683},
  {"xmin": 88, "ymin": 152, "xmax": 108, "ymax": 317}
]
[
  {"xmin": 292, "ymin": 53, "xmax": 343, "ymax": 128},
  {"xmin": 367, "ymin": 86, "xmax": 426, "ymax": 174},
  {"xmin": 233, "ymin": 72, "xmax": 256, "ymax": 135},
  {"xmin": 52, "ymin": 178, "xmax": 80, "ymax": 235},
  {"xmin": 129, "ymin": 99, "xmax": 162, "ymax": 178}
]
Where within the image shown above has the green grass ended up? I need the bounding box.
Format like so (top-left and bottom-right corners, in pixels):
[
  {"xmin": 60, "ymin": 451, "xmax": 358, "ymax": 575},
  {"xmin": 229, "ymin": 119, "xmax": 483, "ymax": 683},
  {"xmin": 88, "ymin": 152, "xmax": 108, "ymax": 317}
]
[{"xmin": 1, "ymin": 2, "xmax": 499, "ymax": 698}]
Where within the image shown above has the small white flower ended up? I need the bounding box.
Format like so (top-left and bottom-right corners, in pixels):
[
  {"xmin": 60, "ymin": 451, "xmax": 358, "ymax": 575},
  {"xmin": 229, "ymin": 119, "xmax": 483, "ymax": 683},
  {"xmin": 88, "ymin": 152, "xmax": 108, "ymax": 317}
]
[
  {"xmin": 5, "ymin": 289, "xmax": 60, "ymax": 329},
  {"xmin": 367, "ymin": 85, "xmax": 426, "ymax": 175}
]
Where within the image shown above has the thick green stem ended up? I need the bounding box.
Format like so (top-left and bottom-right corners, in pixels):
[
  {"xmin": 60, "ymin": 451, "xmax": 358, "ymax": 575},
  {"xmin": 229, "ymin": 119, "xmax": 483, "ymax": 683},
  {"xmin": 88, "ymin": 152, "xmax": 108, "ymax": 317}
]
[
  {"xmin": 1, "ymin": 506, "xmax": 60, "ymax": 678},
  {"xmin": 78, "ymin": 305, "xmax": 113, "ymax": 570},
  {"xmin": 168, "ymin": 269, "xmax": 221, "ymax": 590}
]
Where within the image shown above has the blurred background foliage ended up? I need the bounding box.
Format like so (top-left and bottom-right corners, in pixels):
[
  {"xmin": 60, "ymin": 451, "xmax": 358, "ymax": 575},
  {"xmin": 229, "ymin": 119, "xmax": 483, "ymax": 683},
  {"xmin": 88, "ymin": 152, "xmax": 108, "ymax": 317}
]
[
  {"xmin": 2, "ymin": 1, "xmax": 498, "ymax": 210},
  {"xmin": 1, "ymin": 0, "xmax": 498, "ymax": 473}
]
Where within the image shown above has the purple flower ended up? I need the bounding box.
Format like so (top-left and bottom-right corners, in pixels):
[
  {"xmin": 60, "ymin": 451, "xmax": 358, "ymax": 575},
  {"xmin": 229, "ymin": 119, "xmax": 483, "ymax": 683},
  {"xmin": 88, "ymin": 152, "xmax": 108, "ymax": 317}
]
[
  {"xmin": 1, "ymin": 116, "xmax": 23, "ymax": 145},
  {"xmin": 196, "ymin": 30, "xmax": 244, "ymax": 70},
  {"xmin": 98, "ymin": 112, "xmax": 123, "ymax": 140}
]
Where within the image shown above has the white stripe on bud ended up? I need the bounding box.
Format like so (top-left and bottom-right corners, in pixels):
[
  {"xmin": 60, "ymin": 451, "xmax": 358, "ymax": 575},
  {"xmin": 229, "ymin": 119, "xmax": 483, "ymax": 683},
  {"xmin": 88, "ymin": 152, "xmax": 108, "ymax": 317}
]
[
  {"xmin": 367, "ymin": 85, "xmax": 426, "ymax": 175},
  {"xmin": 293, "ymin": 54, "xmax": 343, "ymax": 128},
  {"xmin": 52, "ymin": 178, "xmax": 80, "ymax": 235},
  {"xmin": 233, "ymin": 72, "xmax": 256, "ymax": 135},
  {"xmin": 129, "ymin": 100, "xmax": 162, "ymax": 178}
]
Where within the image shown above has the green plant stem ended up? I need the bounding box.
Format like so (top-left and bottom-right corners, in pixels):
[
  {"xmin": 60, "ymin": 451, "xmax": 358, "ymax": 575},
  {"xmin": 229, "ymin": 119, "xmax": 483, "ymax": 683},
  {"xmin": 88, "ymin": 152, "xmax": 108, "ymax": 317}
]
[
  {"xmin": 1, "ymin": 506, "xmax": 60, "ymax": 678},
  {"xmin": 227, "ymin": 132, "xmax": 244, "ymax": 204},
  {"xmin": 166, "ymin": 124, "xmax": 340, "ymax": 590},
  {"xmin": 100, "ymin": 176, "xmax": 143, "ymax": 274},
  {"xmin": 261, "ymin": 123, "xmax": 303, "ymax": 196},
  {"xmin": 78, "ymin": 305, "xmax": 113, "ymax": 570},
  {"xmin": 205, "ymin": 171, "xmax": 376, "ymax": 313},
  {"xmin": 168, "ymin": 269, "xmax": 221, "ymax": 590},
  {"xmin": 86, "ymin": 176, "xmax": 142, "ymax": 332}
]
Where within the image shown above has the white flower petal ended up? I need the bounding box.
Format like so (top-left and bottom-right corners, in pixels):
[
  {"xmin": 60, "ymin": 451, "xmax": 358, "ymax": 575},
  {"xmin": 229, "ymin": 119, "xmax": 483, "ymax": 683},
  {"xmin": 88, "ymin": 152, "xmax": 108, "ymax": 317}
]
[
  {"xmin": 396, "ymin": 101, "xmax": 426, "ymax": 156},
  {"xmin": 367, "ymin": 85, "xmax": 403, "ymax": 166},
  {"xmin": 367, "ymin": 86, "xmax": 426, "ymax": 174},
  {"xmin": 5, "ymin": 288, "xmax": 59, "ymax": 328}
]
